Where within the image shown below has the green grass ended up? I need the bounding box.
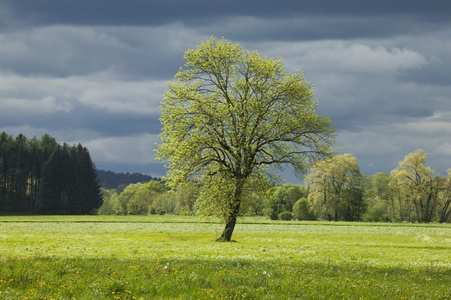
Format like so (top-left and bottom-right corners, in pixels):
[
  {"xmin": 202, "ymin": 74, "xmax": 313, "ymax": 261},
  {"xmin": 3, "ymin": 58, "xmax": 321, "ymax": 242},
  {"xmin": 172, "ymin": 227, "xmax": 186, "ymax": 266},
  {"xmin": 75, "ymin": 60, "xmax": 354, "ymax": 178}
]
[{"xmin": 0, "ymin": 216, "xmax": 450, "ymax": 299}]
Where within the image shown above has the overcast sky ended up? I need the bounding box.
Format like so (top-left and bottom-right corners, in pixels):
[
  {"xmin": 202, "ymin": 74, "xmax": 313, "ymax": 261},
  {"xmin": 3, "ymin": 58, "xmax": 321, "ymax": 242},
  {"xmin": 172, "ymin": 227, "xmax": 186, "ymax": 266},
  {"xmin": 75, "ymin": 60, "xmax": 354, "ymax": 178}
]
[{"xmin": 1, "ymin": 0, "xmax": 450, "ymax": 182}]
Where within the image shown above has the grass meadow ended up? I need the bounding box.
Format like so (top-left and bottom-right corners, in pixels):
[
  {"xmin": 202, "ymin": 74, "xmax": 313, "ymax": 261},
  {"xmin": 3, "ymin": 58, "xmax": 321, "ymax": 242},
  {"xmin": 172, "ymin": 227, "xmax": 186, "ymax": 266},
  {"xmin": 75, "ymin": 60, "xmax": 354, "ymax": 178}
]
[{"xmin": 0, "ymin": 216, "xmax": 450, "ymax": 299}]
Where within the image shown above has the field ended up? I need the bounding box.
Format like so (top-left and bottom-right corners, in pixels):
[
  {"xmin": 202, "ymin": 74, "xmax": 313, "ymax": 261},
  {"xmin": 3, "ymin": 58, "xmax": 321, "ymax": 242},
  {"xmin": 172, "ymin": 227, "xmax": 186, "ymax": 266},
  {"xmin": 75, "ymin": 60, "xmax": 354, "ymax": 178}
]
[{"xmin": 0, "ymin": 216, "xmax": 450, "ymax": 299}]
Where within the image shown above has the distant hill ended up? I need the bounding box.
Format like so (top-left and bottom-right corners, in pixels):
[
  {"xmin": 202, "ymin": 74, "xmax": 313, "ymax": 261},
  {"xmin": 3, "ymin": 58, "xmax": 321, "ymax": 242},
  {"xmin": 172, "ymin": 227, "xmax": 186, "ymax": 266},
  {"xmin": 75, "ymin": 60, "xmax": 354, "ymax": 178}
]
[{"xmin": 96, "ymin": 169, "xmax": 161, "ymax": 189}]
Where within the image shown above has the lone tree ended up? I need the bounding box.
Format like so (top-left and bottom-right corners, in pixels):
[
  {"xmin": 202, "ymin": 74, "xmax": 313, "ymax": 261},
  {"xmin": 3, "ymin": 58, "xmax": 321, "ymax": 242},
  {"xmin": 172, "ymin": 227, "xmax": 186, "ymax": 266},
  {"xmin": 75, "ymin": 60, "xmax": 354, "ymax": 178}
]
[{"xmin": 156, "ymin": 37, "xmax": 335, "ymax": 241}]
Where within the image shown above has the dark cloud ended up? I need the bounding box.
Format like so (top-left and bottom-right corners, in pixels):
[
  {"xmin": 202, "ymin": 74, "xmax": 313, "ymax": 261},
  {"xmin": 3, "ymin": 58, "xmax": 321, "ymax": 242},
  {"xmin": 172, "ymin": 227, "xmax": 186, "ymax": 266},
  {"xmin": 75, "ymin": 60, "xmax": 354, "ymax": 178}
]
[
  {"xmin": 39, "ymin": 104, "xmax": 161, "ymax": 136},
  {"xmin": 0, "ymin": 99, "xmax": 160, "ymax": 136},
  {"xmin": 399, "ymin": 60, "xmax": 451, "ymax": 86},
  {"xmin": 0, "ymin": 26, "xmax": 187, "ymax": 78},
  {"xmin": 3, "ymin": 0, "xmax": 450, "ymax": 38},
  {"xmin": 197, "ymin": 14, "xmax": 450, "ymax": 43},
  {"xmin": 3, "ymin": 0, "xmax": 449, "ymax": 23},
  {"xmin": 0, "ymin": 0, "xmax": 450, "ymax": 179}
]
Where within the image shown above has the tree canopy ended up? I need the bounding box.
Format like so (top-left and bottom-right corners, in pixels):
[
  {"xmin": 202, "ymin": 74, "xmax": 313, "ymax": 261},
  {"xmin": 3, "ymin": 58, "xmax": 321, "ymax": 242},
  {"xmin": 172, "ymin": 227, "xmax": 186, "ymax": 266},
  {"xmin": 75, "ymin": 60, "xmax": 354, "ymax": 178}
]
[
  {"xmin": 156, "ymin": 37, "xmax": 335, "ymax": 241},
  {"xmin": 305, "ymin": 153, "xmax": 364, "ymax": 221},
  {"xmin": 389, "ymin": 149, "xmax": 438, "ymax": 223}
]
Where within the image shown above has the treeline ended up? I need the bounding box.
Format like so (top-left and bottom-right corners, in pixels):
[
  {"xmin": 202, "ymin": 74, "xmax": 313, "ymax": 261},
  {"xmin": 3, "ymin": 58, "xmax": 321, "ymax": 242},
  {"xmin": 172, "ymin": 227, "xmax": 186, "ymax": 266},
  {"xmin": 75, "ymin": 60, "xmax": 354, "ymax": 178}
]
[
  {"xmin": 96, "ymin": 169, "xmax": 161, "ymax": 190},
  {"xmin": 99, "ymin": 181, "xmax": 196, "ymax": 216},
  {"xmin": 99, "ymin": 149, "xmax": 451, "ymax": 223},
  {"xmin": 0, "ymin": 132, "xmax": 102, "ymax": 214}
]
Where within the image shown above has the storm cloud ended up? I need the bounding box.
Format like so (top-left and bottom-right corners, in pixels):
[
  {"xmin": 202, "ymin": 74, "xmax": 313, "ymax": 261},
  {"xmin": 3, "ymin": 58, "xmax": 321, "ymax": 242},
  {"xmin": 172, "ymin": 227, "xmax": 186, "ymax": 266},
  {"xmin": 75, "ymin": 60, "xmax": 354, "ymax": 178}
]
[{"xmin": 1, "ymin": 0, "xmax": 450, "ymax": 180}]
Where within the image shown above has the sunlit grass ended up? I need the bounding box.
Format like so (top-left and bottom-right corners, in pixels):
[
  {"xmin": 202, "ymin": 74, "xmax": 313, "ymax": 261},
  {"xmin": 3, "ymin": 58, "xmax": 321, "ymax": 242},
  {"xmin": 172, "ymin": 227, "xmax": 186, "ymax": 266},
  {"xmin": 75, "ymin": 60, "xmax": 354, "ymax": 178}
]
[{"xmin": 0, "ymin": 216, "xmax": 450, "ymax": 299}]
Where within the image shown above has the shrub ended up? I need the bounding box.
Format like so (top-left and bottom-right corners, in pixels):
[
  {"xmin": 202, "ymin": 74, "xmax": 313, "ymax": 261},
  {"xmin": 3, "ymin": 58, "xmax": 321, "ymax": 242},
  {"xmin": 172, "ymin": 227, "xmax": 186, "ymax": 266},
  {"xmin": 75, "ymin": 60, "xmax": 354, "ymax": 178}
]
[
  {"xmin": 278, "ymin": 211, "xmax": 292, "ymax": 221},
  {"xmin": 293, "ymin": 198, "xmax": 316, "ymax": 221}
]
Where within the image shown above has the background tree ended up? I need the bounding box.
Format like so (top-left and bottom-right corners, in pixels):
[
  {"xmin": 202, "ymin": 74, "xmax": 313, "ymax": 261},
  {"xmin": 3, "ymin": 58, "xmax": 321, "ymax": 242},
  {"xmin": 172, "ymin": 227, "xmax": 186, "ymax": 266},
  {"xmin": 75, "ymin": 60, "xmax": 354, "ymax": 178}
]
[
  {"xmin": 39, "ymin": 143, "xmax": 101, "ymax": 215},
  {"xmin": 98, "ymin": 188, "xmax": 116, "ymax": 215},
  {"xmin": 264, "ymin": 184, "xmax": 307, "ymax": 220},
  {"xmin": 241, "ymin": 189, "xmax": 266, "ymax": 217},
  {"xmin": 38, "ymin": 145, "xmax": 66, "ymax": 214},
  {"xmin": 11, "ymin": 133, "xmax": 30, "ymax": 211},
  {"xmin": 173, "ymin": 182, "xmax": 199, "ymax": 215},
  {"xmin": 128, "ymin": 181, "xmax": 166, "ymax": 215},
  {"xmin": 73, "ymin": 144, "xmax": 102, "ymax": 214},
  {"xmin": 156, "ymin": 37, "xmax": 335, "ymax": 241},
  {"xmin": 340, "ymin": 173, "xmax": 366, "ymax": 221},
  {"xmin": 389, "ymin": 149, "xmax": 438, "ymax": 223},
  {"xmin": 0, "ymin": 132, "xmax": 101, "ymax": 215},
  {"xmin": 292, "ymin": 197, "xmax": 316, "ymax": 221},
  {"xmin": 0, "ymin": 132, "xmax": 14, "ymax": 211},
  {"xmin": 112, "ymin": 183, "xmax": 141, "ymax": 215},
  {"xmin": 437, "ymin": 169, "xmax": 451, "ymax": 223},
  {"xmin": 363, "ymin": 173, "xmax": 392, "ymax": 222},
  {"xmin": 305, "ymin": 153, "xmax": 362, "ymax": 221}
]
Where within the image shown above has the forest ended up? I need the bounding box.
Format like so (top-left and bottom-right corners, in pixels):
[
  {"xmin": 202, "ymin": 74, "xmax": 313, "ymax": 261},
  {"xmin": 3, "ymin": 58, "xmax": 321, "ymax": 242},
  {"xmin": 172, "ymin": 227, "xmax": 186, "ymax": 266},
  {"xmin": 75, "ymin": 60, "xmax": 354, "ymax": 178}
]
[
  {"xmin": 1, "ymin": 132, "xmax": 450, "ymax": 223},
  {"xmin": 0, "ymin": 132, "xmax": 101, "ymax": 214},
  {"xmin": 98, "ymin": 151, "xmax": 451, "ymax": 223}
]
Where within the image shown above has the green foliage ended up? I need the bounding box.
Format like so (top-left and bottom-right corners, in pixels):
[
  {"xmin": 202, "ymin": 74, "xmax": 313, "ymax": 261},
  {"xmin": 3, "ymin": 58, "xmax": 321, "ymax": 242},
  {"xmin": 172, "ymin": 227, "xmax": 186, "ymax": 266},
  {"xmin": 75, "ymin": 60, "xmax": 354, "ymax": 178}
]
[
  {"xmin": 99, "ymin": 150, "xmax": 451, "ymax": 225},
  {"xmin": 99, "ymin": 180, "xmax": 179, "ymax": 216},
  {"xmin": 264, "ymin": 184, "xmax": 307, "ymax": 220},
  {"xmin": 292, "ymin": 197, "xmax": 316, "ymax": 221},
  {"xmin": 241, "ymin": 190, "xmax": 266, "ymax": 217},
  {"xmin": 173, "ymin": 182, "xmax": 199, "ymax": 215},
  {"xmin": 389, "ymin": 149, "xmax": 439, "ymax": 223},
  {"xmin": 363, "ymin": 200, "xmax": 391, "ymax": 222},
  {"xmin": 97, "ymin": 189, "xmax": 116, "ymax": 215},
  {"xmin": 156, "ymin": 36, "xmax": 336, "ymax": 240},
  {"xmin": 150, "ymin": 193, "xmax": 176, "ymax": 215},
  {"xmin": 340, "ymin": 185, "xmax": 366, "ymax": 221},
  {"xmin": 277, "ymin": 211, "xmax": 292, "ymax": 220},
  {"xmin": 127, "ymin": 181, "xmax": 166, "ymax": 215},
  {"xmin": 306, "ymin": 153, "xmax": 364, "ymax": 221},
  {"xmin": 363, "ymin": 172, "xmax": 394, "ymax": 221},
  {"xmin": 107, "ymin": 181, "xmax": 167, "ymax": 215}
]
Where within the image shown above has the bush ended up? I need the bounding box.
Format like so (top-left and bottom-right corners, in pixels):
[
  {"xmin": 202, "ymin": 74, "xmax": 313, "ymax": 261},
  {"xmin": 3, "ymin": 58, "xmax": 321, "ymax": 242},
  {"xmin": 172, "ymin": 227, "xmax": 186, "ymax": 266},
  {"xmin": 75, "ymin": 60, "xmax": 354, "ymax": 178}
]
[
  {"xmin": 292, "ymin": 198, "xmax": 316, "ymax": 221},
  {"xmin": 278, "ymin": 211, "xmax": 292, "ymax": 221}
]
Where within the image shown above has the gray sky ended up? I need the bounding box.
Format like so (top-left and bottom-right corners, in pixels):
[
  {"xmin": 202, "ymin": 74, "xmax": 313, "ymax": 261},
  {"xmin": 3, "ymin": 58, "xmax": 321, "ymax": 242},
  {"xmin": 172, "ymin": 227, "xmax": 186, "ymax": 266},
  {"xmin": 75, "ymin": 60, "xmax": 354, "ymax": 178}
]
[{"xmin": 1, "ymin": 0, "xmax": 450, "ymax": 181}]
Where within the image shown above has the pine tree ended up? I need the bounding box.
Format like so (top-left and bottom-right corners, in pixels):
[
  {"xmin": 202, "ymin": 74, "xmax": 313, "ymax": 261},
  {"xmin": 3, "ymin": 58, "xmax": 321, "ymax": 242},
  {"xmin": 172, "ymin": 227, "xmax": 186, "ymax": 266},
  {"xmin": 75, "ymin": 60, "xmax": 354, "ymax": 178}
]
[
  {"xmin": 39, "ymin": 146, "xmax": 64, "ymax": 214},
  {"xmin": 0, "ymin": 132, "xmax": 14, "ymax": 211},
  {"xmin": 77, "ymin": 144, "xmax": 102, "ymax": 214},
  {"xmin": 0, "ymin": 132, "xmax": 102, "ymax": 215}
]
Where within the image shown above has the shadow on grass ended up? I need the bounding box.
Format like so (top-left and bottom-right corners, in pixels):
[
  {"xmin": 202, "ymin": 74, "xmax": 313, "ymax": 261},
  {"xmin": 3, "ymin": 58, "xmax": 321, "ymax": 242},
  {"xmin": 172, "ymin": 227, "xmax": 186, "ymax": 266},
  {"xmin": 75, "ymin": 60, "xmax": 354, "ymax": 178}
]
[{"xmin": 1, "ymin": 256, "xmax": 449, "ymax": 299}]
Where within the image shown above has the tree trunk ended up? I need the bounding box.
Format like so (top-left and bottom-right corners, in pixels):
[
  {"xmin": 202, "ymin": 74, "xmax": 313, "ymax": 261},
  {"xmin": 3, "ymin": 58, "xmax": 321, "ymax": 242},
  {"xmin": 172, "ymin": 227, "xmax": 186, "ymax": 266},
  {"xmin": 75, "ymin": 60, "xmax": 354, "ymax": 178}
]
[
  {"xmin": 218, "ymin": 213, "xmax": 238, "ymax": 242},
  {"xmin": 439, "ymin": 199, "xmax": 451, "ymax": 223},
  {"xmin": 217, "ymin": 177, "xmax": 244, "ymax": 242}
]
